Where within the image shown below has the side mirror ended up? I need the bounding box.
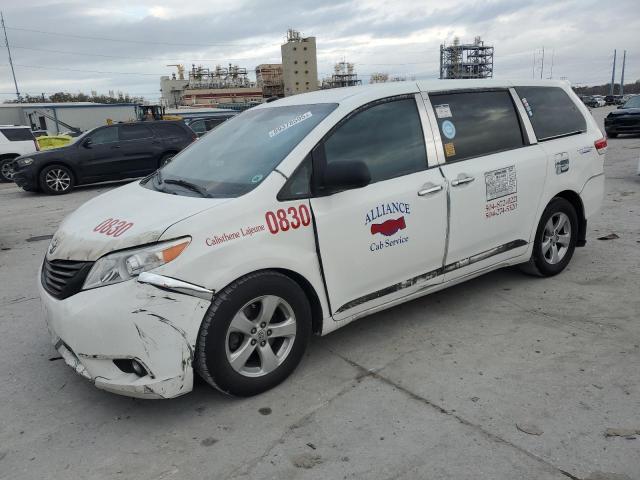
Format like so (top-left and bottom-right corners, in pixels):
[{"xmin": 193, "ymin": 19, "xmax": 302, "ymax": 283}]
[
  {"xmin": 83, "ymin": 138, "xmax": 93, "ymax": 148},
  {"xmin": 322, "ymin": 160, "xmax": 371, "ymax": 193}
]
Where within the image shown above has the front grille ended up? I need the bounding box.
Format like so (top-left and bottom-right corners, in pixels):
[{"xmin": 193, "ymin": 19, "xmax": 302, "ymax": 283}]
[{"xmin": 41, "ymin": 259, "xmax": 94, "ymax": 300}]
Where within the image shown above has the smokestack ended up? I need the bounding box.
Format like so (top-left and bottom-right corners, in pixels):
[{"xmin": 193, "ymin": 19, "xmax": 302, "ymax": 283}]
[
  {"xmin": 620, "ymin": 50, "xmax": 626, "ymax": 96},
  {"xmin": 609, "ymin": 50, "xmax": 617, "ymax": 96}
]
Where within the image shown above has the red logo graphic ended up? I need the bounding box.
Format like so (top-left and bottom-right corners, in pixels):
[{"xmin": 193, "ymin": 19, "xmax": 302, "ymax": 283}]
[{"xmin": 370, "ymin": 216, "xmax": 406, "ymax": 236}]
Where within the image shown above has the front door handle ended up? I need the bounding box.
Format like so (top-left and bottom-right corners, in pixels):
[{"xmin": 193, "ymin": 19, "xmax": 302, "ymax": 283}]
[
  {"xmin": 451, "ymin": 175, "xmax": 475, "ymax": 186},
  {"xmin": 417, "ymin": 184, "xmax": 443, "ymax": 196}
]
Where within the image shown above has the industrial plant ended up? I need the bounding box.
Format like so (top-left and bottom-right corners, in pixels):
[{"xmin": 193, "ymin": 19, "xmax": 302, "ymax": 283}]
[{"xmin": 439, "ymin": 36, "xmax": 494, "ymax": 79}]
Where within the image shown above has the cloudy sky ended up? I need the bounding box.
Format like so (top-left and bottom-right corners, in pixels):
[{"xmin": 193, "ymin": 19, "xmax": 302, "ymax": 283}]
[{"xmin": 1, "ymin": 0, "xmax": 638, "ymax": 102}]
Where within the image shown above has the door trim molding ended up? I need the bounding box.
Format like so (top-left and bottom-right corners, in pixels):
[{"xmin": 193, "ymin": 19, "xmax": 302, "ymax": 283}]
[{"xmin": 335, "ymin": 239, "xmax": 527, "ymax": 314}]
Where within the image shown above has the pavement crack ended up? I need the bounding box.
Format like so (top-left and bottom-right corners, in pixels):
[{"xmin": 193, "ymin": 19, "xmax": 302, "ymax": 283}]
[{"xmin": 326, "ymin": 347, "xmax": 583, "ymax": 480}]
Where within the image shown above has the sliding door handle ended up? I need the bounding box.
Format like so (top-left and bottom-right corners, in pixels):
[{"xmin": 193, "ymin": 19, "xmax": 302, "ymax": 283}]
[
  {"xmin": 417, "ymin": 184, "xmax": 443, "ymax": 196},
  {"xmin": 451, "ymin": 175, "xmax": 474, "ymax": 186}
]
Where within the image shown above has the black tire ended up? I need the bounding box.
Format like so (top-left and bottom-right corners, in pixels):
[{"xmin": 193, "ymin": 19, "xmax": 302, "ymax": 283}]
[
  {"xmin": 159, "ymin": 153, "xmax": 175, "ymax": 168},
  {"xmin": 195, "ymin": 271, "xmax": 311, "ymax": 397},
  {"xmin": 0, "ymin": 157, "xmax": 17, "ymax": 182},
  {"xmin": 521, "ymin": 197, "xmax": 578, "ymax": 277},
  {"xmin": 39, "ymin": 164, "xmax": 75, "ymax": 195}
]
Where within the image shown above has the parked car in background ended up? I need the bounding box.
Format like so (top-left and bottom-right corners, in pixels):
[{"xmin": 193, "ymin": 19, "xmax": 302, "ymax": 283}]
[
  {"xmin": 39, "ymin": 80, "xmax": 605, "ymax": 398},
  {"xmin": 13, "ymin": 121, "xmax": 196, "ymax": 194},
  {"xmin": 582, "ymin": 96, "xmax": 600, "ymax": 108},
  {"xmin": 184, "ymin": 114, "xmax": 236, "ymax": 137},
  {"xmin": 604, "ymin": 95, "xmax": 624, "ymax": 105},
  {"xmin": 0, "ymin": 125, "xmax": 39, "ymax": 182},
  {"xmin": 604, "ymin": 94, "xmax": 640, "ymax": 138}
]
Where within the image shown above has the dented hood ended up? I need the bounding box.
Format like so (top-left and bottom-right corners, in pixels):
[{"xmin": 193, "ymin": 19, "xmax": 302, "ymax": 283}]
[{"xmin": 47, "ymin": 181, "xmax": 229, "ymax": 261}]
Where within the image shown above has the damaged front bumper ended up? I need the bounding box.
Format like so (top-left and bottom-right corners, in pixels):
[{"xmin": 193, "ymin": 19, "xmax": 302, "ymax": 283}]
[{"xmin": 39, "ymin": 273, "xmax": 212, "ymax": 399}]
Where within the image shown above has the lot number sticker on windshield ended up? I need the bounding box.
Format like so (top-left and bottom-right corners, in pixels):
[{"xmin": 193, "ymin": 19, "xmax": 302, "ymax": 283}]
[{"xmin": 268, "ymin": 112, "xmax": 313, "ymax": 138}]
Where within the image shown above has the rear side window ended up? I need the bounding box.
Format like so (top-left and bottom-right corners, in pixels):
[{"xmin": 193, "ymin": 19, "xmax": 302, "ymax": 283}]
[
  {"xmin": 515, "ymin": 86, "xmax": 586, "ymax": 141},
  {"xmin": 155, "ymin": 123, "xmax": 188, "ymax": 137},
  {"xmin": 120, "ymin": 124, "xmax": 154, "ymax": 141},
  {"xmin": 1, "ymin": 128, "xmax": 35, "ymax": 142},
  {"xmin": 323, "ymin": 97, "xmax": 428, "ymax": 183},
  {"xmin": 430, "ymin": 90, "xmax": 524, "ymax": 162}
]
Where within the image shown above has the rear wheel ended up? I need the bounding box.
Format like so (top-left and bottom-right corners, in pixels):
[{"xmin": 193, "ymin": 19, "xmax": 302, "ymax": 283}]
[
  {"xmin": 196, "ymin": 271, "xmax": 311, "ymax": 397},
  {"xmin": 0, "ymin": 157, "xmax": 16, "ymax": 182},
  {"xmin": 39, "ymin": 164, "xmax": 75, "ymax": 195},
  {"xmin": 521, "ymin": 197, "xmax": 578, "ymax": 277}
]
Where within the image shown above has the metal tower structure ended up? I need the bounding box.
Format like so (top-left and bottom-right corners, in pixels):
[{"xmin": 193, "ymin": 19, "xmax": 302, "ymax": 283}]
[{"xmin": 439, "ymin": 36, "xmax": 494, "ymax": 79}]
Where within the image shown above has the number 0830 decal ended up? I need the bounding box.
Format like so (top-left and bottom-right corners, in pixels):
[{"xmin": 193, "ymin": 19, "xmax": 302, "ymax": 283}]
[
  {"xmin": 265, "ymin": 205, "xmax": 311, "ymax": 234},
  {"xmin": 93, "ymin": 218, "xmax": 134, "ymax": 237}
]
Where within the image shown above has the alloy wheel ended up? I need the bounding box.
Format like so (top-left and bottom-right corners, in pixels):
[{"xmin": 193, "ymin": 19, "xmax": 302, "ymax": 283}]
[
  {"xmin": 225, "ymin": 295, "xmax": 297, "ymax": 377},
  {"xmin": 45, "ymin": 168, "xmax": 71, "ymax": 192},
  {"xmin": 541, "ymin": 212, "xmax": 571, "ymax": 264},
  {"xmin": 1, "ymin": 161, "xmax": 14, "ymax": 181}
]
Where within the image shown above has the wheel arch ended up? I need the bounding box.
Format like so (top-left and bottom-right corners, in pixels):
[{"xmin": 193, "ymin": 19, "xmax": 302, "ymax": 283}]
[
  {"xmin": 553, "ymin": 190, "xmax": 586, "ymax": 247},
  {"xmin": 0, "ymin": 153, "xmax": 20, "ymax": 160},
  {"xmin": 214, "ymin": 267, "xmax": 325, "ymax": 336}
]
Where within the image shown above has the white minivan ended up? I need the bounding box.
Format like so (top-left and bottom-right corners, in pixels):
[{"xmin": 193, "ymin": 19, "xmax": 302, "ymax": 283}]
[{"xmin": 40, "ymin": 80, "xmax": 605, "ymax": 398}]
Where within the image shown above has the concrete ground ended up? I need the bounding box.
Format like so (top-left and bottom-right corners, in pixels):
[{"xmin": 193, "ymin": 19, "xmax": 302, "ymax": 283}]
[{"xmin": 0, "ymin": 106, "xmax": 638, "ymax": 480}]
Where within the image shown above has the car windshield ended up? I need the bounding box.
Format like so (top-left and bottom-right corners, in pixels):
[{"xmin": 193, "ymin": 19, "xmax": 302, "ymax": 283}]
[
  {"xmin": 622, "ymin": 96, "xmax": 640, "ymax": 108},
  {"xmin": 68, "ymin": 129, "xmax": 93, "ymax": 144},
  {"xmin": 147, "ymin": 103, "xmax": 337, "ymax": 198}
]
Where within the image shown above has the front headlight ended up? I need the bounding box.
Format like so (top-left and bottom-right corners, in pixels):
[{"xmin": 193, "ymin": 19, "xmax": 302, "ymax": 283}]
[
  {"xmin": 16, "ymin": 157, "xmax": 34, "ymax": 167},
  {"xmin": 83, "ymin": 237, "xmax": 190, "ymax": 290}
]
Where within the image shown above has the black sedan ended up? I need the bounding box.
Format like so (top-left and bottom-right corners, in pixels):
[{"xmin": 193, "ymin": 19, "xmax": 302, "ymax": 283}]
[
  {"xmin": 12, "ymin": 121, "xmax": 196, "ymax": 194},
  {"xmin": 605, "ymin": 96, "xmax": 640, "ymax": 138}
]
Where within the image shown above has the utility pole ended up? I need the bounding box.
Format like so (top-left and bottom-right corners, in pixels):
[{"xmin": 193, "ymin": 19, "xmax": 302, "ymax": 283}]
[
  {"xmin": 610, "ymin": 49, "xmax": 617, "ymax": 96},
  {"xmin": 1, "ymin": 11, "xmax": 20, "ymax": 102},
  {"xmin": 548, "ymin": 49, "xmax": 554, "ymax": 79},
  {"xmin": 540, "ymin": 47, "xmax": 545, "ymax": 79},
  {"xmin": 532, "ymin": 51, "xmax": 536, "ymax": 79},
  {"xmin": 620, "ymin": 50, "xmax": 626, "ymax": 96}
]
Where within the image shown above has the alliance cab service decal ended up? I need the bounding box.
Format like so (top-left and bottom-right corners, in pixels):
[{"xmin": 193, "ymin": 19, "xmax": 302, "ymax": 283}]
[{"xmin": 365, "ymin": 201, "xmax": 410, "ymax": 252}]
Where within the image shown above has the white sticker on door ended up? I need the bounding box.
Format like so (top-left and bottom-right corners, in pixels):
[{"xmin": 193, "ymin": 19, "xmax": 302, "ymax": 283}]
[
  {"xmin": 434, "ymin": 104, "xmax": 452, "ymax": 118},
  {"xmin": 484, "ymin": 165, "xmax": 517, "ymax": 201}
]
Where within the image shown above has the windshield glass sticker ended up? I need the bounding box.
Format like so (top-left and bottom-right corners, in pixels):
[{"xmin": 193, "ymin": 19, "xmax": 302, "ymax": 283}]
[
  {"xmin": 365, "ymin": 202, "xmax": 410, "ymax": 252},
  {"xmin": 441, "ymin": 120, "xmax": 456, "ymax": 139},
  {"xmin": 485, "ymin": 165, "xmax": 517, "ymax": 201},
  {"xmin": 251, "ymin": 174, "xmax": 263, "ymax": 183},
  {"xmin": 268, "ymin": 111, "xmax": 312, "ymax": 138},
  {"xmin": 521, "ymin": 97, "xmax": 533, "ymax": 117},
  {"xmin": 444, "ymin": 142, "xmax": 456, "ymax": 157},
  {"xmin": 434, "ymin": 104, "xmax": 452, "ymax": 118}
]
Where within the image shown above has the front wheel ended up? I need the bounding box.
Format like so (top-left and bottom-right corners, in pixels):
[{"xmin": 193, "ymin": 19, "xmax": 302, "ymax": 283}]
[
  {"xmin": 0, "ymin": 158, "xmax": 16, "ymax": 182},
  {"xmin": 521, "ymin": 197, "xmax": 578, "ymax": 277},
  {"xmin": 39, "ymin": 164, "xmax": 75, "ymax": 195},
  {"xmin": 195, "ymin": 271, "xmax": 311, "ymax": 397}
]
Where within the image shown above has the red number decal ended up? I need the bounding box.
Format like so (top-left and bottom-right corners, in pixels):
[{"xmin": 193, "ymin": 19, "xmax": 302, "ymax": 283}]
[
  {"xmin": 93, "ymin": 218, "xmax": 134, "ymax": 237},
  {"xmin": 276, "ymin": 209, "xmax": 290, "ymax": 231},
  {"xmin": 265, "ymin": 211, "xmax": 279, "ymax": 234},
  {"xmin": 299, "ymin": 204, "xmax": 311, "ymax": 226},
  {"xmin": 265, "ymin": 205, "xmax": 311, "ymax": 235},
  {"xmin": 288, "ymin": 206, "xmax": 301, "ymax": 229}
]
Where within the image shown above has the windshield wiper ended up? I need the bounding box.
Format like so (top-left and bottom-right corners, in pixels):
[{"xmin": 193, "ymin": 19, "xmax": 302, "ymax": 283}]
[{"xmin": 163, "ymin": 178, "xmax": 210, "ymax": 198}]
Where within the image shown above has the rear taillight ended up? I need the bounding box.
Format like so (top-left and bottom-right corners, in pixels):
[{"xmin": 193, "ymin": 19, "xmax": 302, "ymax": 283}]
[
  {"xmin": 594, "ymin": 137, "xmax": 607, "ymax": 155},
  {"xmin": 34, "ymin": 139, "xmax": 40, "ymax": 151}
]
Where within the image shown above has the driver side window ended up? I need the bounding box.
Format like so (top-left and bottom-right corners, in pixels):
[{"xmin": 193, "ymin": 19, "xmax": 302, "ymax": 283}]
[
  {"xmin": 89, "ymin": 127, "xmax": 118, "ymax": 145},
  {"xmin": 322, "ymin": 97, "xmax": 428, "ymax": 184}
]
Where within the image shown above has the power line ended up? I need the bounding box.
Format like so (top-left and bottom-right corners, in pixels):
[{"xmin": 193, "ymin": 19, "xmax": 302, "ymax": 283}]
[
  {"xmin": 10, "ymin": 63, "xmax": 165, "ymax": 76},
  {"xmin": 5, "ymin": 26, "xmax": 261, "ymax": 48},
  {"xmin": 11, "ymin": 45, "xmax": 256, "ymax": 63}
]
